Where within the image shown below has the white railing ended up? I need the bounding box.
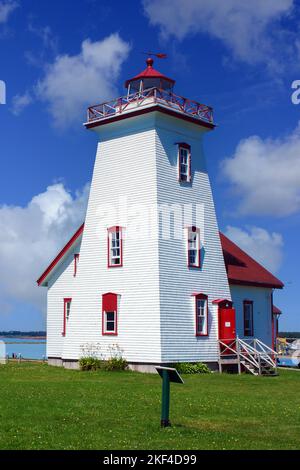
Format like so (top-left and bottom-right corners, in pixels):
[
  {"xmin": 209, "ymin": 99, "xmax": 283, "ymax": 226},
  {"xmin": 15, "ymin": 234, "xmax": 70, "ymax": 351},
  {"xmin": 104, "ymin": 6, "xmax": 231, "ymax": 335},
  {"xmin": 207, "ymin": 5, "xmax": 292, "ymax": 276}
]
[
  {"xmin": 86, "ymin": 87, "xmax": 214, "ymax": 126},
  {"xmin": 219, "ymin": 337, "xmax": 277, "ymax": 375}
]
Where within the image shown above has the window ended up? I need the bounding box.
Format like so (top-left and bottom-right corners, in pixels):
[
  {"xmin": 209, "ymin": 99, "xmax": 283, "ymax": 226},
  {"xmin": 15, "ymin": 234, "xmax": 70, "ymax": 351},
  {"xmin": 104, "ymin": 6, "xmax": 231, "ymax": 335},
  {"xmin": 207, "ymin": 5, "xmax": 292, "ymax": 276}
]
[
  {"xmin": 195, "ymin": 294, "xmax": 208, "ymax": 336},
  {"xmin": 104, "ymin": 311, "xmax": 116, "ymax": 333},
  {"xmin": 187, "ymin": 226, "xmax": 201, "ymax": 268},
  {"xmin": 62, "ymin": 298, "xmax": 72, "ymax": 336},
  {"xmin": 243, "ymin": 300, "xmax": 254, "ymax": 336},
  {"xmin": 178, "ymin": 143, "xmax": 191, "ymax": 182},
  {"xmin": 108, "ymin": 226, "xmax": 123, "ymax": 267},
  {"xmin": 74, "ymin": 254, "xmax": 79, "ymax": 277},
  {"xmin": 102, "ymin": 293, "xmax": 118, "ymax": 335}
]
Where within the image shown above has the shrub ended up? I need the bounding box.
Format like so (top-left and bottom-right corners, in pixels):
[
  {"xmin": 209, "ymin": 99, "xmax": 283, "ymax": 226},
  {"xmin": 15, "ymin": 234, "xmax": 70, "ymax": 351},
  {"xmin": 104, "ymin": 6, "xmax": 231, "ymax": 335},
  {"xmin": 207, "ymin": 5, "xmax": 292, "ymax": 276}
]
[
  {"xmin": 102, "ymin": 344, "xmax": 128, "ymax": 371},
  {"xmin": 103, "ymin": 356, "xmax": 128, "ymax": 371},
  {"xmin": 79, "ymin": 344, "xmax": 128, "ymax": 372},
  {"xmin": 173, "ymin": 362, "xmax": 211, "ymax": 374},
  {"xmin": 79, "ymin": 357, "xmax": 103, "ymax": 371}
]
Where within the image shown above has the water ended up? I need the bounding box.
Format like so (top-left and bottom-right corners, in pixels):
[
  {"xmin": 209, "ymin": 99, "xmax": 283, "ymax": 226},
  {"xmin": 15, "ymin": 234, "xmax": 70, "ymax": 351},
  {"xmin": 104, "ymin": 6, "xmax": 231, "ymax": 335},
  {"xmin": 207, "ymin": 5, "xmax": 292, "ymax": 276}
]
[{"xmin": 0, "ymin": 337, "xmax": 46, "ymax": 360}]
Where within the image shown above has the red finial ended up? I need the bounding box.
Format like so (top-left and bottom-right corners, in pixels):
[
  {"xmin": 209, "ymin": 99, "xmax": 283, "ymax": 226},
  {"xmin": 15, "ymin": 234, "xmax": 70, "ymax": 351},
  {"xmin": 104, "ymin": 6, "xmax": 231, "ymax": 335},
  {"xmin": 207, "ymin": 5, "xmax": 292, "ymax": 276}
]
[{"xmin": 146, "ymin": 57, "xmax": 154, "ymax": 67}]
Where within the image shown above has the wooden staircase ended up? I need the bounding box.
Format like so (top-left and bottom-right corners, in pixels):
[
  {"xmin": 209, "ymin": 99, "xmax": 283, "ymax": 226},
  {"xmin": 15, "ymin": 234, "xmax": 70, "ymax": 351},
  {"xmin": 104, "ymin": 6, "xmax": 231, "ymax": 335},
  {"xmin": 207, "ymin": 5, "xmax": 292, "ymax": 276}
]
[{"xmin": 219, "ymin": 337, "xmax": 278, "ymax": 376}]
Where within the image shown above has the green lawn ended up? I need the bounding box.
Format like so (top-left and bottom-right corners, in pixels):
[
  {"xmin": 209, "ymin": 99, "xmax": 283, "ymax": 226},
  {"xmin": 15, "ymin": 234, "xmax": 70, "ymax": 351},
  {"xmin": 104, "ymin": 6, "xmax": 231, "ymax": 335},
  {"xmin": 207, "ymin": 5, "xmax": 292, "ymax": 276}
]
[{"xmin": 0, "ymin": 362, "xmax": 299, "ymax": 450}]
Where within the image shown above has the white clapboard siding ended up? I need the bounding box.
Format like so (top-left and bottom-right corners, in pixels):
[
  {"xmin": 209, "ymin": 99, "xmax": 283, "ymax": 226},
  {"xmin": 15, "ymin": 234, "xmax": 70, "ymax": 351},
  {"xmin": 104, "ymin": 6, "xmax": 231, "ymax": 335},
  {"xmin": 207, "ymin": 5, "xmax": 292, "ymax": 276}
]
[
  {"xmin": 46, "ymin": 109, "xmax": 234, "ymax": 364},
  {"xmin": 47, "ymin": 241, "xmax": 81, "ymax": 358},
  {"xmin": 62, "ymin": 113, "xmax": 162, "ymax": 362},
  {"xmin": 230, "ymin": 285, "xmax": 273, "ymax": 347},
  {"xmin": 155, "ymin": 113, "xmax": 231, "ymax": 362}
]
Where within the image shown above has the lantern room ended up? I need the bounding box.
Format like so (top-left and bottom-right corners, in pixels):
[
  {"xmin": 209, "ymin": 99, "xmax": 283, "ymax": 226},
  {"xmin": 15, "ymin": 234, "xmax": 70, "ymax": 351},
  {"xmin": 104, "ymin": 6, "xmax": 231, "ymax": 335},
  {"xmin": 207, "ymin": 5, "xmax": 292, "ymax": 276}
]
[{"xmin": 125, "ymin": 58, "xmax": 175, "ymax": 94}]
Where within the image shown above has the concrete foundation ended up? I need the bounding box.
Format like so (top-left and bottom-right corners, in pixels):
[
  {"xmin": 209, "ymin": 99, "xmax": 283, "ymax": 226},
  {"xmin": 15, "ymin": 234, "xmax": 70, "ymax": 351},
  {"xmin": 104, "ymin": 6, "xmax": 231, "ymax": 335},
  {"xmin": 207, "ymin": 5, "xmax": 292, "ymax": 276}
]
[{"xmin": 48, "ymin": 357, "xmax": 219, "ymax": 373}]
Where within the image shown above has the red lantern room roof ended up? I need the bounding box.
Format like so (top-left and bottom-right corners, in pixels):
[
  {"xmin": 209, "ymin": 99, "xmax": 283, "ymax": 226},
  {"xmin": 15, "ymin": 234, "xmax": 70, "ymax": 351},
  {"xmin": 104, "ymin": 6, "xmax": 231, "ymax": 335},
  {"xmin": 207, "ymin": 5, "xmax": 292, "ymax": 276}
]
[{"xmin": 125, "ymin": 58, "xmax": 175, "ymax": 89}]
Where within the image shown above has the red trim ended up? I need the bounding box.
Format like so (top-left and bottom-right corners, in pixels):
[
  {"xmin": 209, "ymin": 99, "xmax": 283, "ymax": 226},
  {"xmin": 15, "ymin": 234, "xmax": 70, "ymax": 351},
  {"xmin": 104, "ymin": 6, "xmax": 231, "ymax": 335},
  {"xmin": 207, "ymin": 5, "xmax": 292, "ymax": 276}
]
[
  {"xmin": 228, "ymin": 279, "xmax": 282, "ymax": 289},
  {"xmin": 107, "ymin": 226, "xmax": 123, "ymax": 268},
  {"xmin": 125, "ymin": 59, "xmax": 175, "ymax": 88},
  {"xmin": 272, "ymin": 304, "xmax": 282, "ymax": 315},
  {"xmin": 187, "ymin": 226, "xmax": 201, "ymax": 268},
  {"xmin": 85, "ymin": 105, "xmax": 215, "ymax": 130},
  {"xmin": 62, "ymin": 298, "xmax": 72, "ymax": 337},
  {"xmin": 243, "ymin": 300, "xmax": 254, "ymax": 337},
  {"xmin": 220, "ymin": 232, "xmax": 284, "ymax": 289},
  {"xmin": 102, "ymin": 293, "xmax": 118, "ymax": 336},
  {"xmin": 194, "ymin": 293, "xmax": 208, "ymax": 336},
  {"xmin": 212, "ymin": 299, "xmax": 233, "ymax": 308},
  {"xmin": 176, "ymin": 142, "xmax": 191, "ymax": 149},
  {"xmin": 74, "ymin": 254, "xmax": 79, "ymax": 277},
  {"xmin": 37, "ymin": 224, "xmax": 84, "ymax": 285},
  {"xmin": 178, "ymin": 143, "xmax": 191, "ymax": 183}
]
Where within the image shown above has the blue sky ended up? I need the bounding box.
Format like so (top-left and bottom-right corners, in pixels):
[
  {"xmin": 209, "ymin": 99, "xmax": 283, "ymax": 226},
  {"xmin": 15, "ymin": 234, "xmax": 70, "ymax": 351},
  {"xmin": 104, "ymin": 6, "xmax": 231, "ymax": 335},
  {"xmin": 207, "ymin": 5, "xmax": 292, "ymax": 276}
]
[{"xmin": 0, "ymin": 0, "xmax": 299, "ymax": 331}]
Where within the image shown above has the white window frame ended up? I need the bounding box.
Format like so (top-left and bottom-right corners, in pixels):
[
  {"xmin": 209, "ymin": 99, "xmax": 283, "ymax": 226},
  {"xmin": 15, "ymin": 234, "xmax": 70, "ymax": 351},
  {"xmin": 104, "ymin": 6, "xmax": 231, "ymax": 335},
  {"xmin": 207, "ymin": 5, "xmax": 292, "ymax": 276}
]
[
  {"xmin": 108, "ymin": 227, "xmax": 122, "ymax": 267},
  {"xmin": 196, "ymin": 297, "xmax": 208, "ymax": 336},
  {"xmin": 65, "ymin": 300, "xmax": 71, "ymax": 322},
  {"xmin": 188, "ymin": 227, "xmax": 201, "ymax": 268},
  {"xmin": 104, "ymin": 310, "xmax": 117, "ymax": 334},
  {"xmin": 178, "ymin": 144, "xmax": 191, "ymax": 182}
]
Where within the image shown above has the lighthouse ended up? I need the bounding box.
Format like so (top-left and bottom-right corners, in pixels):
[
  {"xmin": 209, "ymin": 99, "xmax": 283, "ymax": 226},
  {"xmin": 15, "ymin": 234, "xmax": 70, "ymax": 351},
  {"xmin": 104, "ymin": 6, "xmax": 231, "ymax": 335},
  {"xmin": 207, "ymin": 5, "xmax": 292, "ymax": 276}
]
[
  {"xmin": 38, "ymin": 57, "xmax": 284, "ymax": 373},
  {"xmin": 45, "ymin": 57, "xmax": 229, "ymax": 370}
]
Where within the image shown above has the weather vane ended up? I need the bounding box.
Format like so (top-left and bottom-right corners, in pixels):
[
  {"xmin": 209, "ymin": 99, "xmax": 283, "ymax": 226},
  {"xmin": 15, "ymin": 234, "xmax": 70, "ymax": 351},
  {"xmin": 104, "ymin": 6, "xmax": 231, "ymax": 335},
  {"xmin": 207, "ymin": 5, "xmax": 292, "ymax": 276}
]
[{"xmin": 142, "ymin": 52, "xmax": 167, "ymax": 59}]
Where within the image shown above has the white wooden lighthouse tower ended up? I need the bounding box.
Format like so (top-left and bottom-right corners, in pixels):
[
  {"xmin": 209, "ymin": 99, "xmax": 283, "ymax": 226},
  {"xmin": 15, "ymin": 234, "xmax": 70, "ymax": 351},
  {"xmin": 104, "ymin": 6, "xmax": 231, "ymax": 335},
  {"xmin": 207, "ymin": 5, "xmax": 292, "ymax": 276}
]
[{"xmin": 58, "ymin": 58, "xmax": 231, "ymax": 370}]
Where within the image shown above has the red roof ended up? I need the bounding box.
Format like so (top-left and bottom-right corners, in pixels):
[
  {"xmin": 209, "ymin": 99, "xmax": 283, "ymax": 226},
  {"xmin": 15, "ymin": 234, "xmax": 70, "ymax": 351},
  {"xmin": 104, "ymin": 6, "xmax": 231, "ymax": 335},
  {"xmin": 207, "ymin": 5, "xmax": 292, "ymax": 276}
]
[
  {"xmin": 125, "ymin": 58, "xmax": 175, "ymax": 88},
  {"xmin": 272, "ymin": 305, "xmax": 282, "ymax": 315},
  {"xmin": 37, "ymin": 225, "xmax": 284, "ymax": 289},
  {"xmin": 37, "ymin": 224, "xmax": 84, "ymax": 286},
  {"xmin": 220, "ymin": 232, "xmax": 284, "ymax": 289}
]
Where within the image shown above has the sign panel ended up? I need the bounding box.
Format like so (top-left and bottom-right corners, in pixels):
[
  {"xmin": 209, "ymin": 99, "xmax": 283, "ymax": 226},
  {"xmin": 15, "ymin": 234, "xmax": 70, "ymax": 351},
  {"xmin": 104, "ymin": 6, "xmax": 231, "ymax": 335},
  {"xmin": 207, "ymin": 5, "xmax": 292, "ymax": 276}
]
[{"xmin": 156, "ymin": 366, "xmax": 184, "ymax": 384}]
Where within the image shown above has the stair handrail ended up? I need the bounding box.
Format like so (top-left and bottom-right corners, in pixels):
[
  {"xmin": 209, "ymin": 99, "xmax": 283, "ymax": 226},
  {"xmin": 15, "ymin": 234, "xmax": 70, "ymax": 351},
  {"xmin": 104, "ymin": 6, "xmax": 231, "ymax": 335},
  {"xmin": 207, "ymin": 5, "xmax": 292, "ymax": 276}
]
[
  {"xmin": 236, "ymin": 337, "xmax": 263, "ymax": 370},
  {"xmin": 219, "ymin": 339, "xmax": 237, "ymax": 356},
  {"xmin": 254, "ymin": 338, "xmax": 278, "ymax": 356},
  {"xmin": 237, "ymin": 338, "xmax": 260, "ymax": 356},
  {"xmin": 219, "ymin": 339, "xmax": 260, "ymax": 370},
  {"xmin": 242, "ymin": 338, "xmax": 277, "ymax": 369}
]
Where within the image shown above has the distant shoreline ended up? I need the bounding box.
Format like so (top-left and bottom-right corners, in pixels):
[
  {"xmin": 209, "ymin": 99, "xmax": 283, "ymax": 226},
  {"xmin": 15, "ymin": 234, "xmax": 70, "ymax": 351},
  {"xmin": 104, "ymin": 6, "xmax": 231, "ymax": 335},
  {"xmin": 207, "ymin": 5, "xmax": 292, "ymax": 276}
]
[{"xmin": 0, "ymin": 336, "xmax": 46, "ymax": 340}]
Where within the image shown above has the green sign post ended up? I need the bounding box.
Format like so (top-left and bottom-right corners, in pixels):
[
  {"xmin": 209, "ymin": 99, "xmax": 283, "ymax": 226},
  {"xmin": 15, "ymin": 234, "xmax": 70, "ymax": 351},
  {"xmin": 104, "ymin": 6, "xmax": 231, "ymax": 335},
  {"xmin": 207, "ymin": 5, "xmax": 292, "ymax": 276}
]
[{"xmin": 156, "ymin": 366, "xmax": 184, "ymax": 427}]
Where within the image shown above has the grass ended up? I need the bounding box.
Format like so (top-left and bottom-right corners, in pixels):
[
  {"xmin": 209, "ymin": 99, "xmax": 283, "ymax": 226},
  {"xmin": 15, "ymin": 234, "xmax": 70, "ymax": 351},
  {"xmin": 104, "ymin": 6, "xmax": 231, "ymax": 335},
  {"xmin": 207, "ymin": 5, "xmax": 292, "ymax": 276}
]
[{"xmin": 0, "ymin": 362, "xmax": 299, "ymax": 450}]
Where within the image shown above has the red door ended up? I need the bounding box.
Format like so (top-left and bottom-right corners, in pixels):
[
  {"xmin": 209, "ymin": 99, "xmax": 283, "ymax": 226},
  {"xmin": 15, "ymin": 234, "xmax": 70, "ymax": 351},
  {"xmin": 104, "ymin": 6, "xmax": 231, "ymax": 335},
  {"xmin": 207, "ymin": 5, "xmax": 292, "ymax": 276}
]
[{"xmin": 219, "ymin": 308, "xmax": 236, "ymax": 354}]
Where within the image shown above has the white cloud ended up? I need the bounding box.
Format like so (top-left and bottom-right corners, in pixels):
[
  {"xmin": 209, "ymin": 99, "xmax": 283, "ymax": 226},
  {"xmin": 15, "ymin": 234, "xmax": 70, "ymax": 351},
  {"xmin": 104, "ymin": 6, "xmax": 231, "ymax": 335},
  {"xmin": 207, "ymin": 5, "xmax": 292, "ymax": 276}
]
[
  {"xmin": 0, "ymin": 0, "xmax": 18, "ymax": 24},
  {"xmin": 225, "ymin": 225, "xmax": 283, "ymax": 273},
  {"xmin": 35, "ymin": 33, "xmax": 130, "ymax": 127},
  {"xmin": 11, "ymin": 91, "xmax": 32, "ymax": 115},
  {"xmin": 0, "ymin": 183, "xmax": 89, "ymax": 315},
  {"xmin": 221, "ymin": 122, "xmax": 300, "ymax": 216},
  {"xmin": 143, "ymin": 0, "xmax": 294, "ymax": 68}
]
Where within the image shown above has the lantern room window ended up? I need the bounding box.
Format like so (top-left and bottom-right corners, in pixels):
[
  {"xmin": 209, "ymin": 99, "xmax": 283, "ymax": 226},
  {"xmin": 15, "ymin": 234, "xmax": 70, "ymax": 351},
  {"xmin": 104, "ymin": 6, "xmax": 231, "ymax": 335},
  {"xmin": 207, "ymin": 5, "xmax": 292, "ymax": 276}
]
[
  {"xmin": 244, "ymin": 300, "xmax": 254, "ymax": 336},
  {"xmin": 195, "ymin": 294, "xmax": 208, "ymax": 336},
  {"xmin": 102, "ymin": 293, "xmax": 118, "ymax": 336},
  {"xmin": 108, "ymin": 226, "xmax": 123, "ymax": 267},
  {"xmin": 178, "ymin": 143, "xmax": 191, "ymax": 183},
  {"xmin": 187, "ymin": 226, "xmax": 201, "ymax": 268}
]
